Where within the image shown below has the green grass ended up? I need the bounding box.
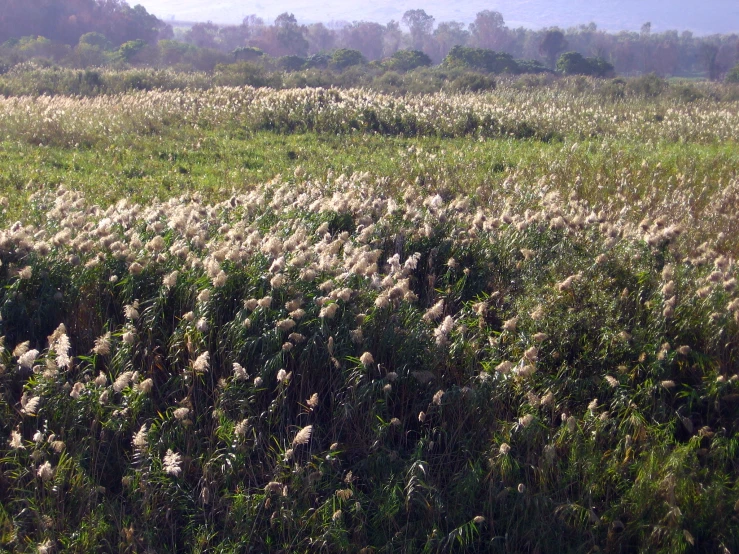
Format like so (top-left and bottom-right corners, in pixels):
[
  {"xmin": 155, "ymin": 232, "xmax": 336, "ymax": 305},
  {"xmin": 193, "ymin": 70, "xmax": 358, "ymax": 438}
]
[{"xmin": 0, "ymin": 81, "xmax": 738, "ymax": 553}]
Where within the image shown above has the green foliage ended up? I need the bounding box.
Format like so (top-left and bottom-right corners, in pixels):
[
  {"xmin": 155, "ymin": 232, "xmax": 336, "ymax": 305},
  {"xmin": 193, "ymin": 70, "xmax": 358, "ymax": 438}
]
[
  {"xmin": 450, "ymin": 72, "xmax": 497, "ymax": 92},
  {"xmin": 727, "ymin": 63, "xmax": 739, "ymax": 84},
  {"xmin": 116, "ymin": 39, "xmax": 147, "ymax": 62},
  {"xmin": 330, "ymin": 48, "xmax": 365, "ymax": 70},
  {"xmin": 443, "ymin": 45, "xmax": 520, "ymax": 74},
  {"xmin": 0, "ymin": 76, "xmax": 737, "ymax": 552},
  {"xmin": 557, "ymin": 51, "xmax": 614, "ymax": 77},
  {"xmin": 384, "ymin": 49, "xmax": 432, "ymax": 72},
  {"xmin": 627, "ymin": 73, "xmax": 669, "ymax": 97}
]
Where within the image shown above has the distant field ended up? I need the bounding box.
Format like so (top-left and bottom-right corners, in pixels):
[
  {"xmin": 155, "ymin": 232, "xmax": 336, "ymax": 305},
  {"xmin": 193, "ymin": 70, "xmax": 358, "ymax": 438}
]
[{"xmin": 0, "ymin": 80, "xmax": 738, "ymax": 553}]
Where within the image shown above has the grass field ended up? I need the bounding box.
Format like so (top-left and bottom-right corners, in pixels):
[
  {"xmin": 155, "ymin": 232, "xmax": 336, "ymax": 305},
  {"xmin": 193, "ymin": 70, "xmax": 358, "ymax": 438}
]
[{"xmin": 0, "ymin": 78, "xmax": 738, "ymax": 553}]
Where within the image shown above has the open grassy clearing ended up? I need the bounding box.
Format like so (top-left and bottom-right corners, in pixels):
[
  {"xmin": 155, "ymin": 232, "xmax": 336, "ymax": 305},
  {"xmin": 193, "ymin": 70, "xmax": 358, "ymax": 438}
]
[{"xmin": 0, "ymin": 83, "xmax": 738, "ymax": 553}]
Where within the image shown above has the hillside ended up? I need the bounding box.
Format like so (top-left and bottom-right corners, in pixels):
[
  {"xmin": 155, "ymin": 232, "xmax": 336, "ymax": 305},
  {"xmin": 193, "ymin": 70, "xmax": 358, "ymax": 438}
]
[{"xmin": 138, "ymin": 0, "xmax": 739, "ymax": 35}]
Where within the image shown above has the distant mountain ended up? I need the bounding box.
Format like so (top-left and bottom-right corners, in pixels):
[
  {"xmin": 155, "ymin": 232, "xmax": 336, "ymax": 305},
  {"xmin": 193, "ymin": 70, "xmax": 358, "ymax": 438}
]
[{"xmin": 137, "ymin": 0, "xmax": 738, "ymax": 35}]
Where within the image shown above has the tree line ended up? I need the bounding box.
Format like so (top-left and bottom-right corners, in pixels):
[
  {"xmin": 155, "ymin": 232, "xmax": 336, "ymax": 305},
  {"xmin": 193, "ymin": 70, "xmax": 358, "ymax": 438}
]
[{"xmin": 1, "ymin": 1, "xmax": 738, "ymax": 81}]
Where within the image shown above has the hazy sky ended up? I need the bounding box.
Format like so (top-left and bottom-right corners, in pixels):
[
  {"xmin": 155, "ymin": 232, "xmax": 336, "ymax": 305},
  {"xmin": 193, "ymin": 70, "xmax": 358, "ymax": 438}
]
[{"xmin": 134, "ymin": 0, "xmax": 739, "ymax": 34}]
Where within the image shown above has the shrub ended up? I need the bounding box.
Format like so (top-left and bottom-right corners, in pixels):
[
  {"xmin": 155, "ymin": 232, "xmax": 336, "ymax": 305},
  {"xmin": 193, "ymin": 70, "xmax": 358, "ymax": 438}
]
[
  {"xmin": 444, "ymin": 45, "xmax": 519, "ymax": 74},
  {"xmin": 451, "ymin": 72, "xmax": 496, "ymax": 92},
  {"xmin": 726, "ymin": 63, "xmax": 739, "ymax": 83},
  {"xmin": 556, "ymin": 52, "xmax": 614, "ymax": 77},
  {"xmin": 627, "ymin": 73, "xmax": 669, "ymax": 97},
  {"xmin": 384, "ymin": 49, "xmax": 432, "ymax": 72},
  {"xmin": 330, "ymin": 49, "xmax": 365, "ymax": 70}
]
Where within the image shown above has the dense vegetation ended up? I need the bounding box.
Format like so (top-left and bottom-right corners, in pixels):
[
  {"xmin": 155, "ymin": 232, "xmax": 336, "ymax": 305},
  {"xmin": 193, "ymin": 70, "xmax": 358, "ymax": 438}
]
[{"xmin": 0, "ymin": 74, "xmax": 738, "ymax": 552}]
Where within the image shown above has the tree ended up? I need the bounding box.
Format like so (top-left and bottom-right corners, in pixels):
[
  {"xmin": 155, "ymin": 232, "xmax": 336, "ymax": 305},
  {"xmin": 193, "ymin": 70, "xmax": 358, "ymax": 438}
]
[
  {"xmin": 384, "ymin": 49, "xmax": 432, "ymax": 71},
  {"xmin": 432, "ymin": 21, "xmax": 469, "ymax": 62},
  {"xmin": 556, "ymin": 51, "xmax": 614, "ymax": 77},
  {"xmin": 274, "ymin": 13, "xmax": 308, "ymax": 57},
  {"xmin": 539, "ymin": 29, "xmax": 568, "ymax": 69},
  {"xmin": 402, "ymin": 9, "xmax": 434, "ymax": 51},
  {"xmin": 726, "ymin": 63, "xmax": 739, "ymax": 83},
  {"xmin": 444, "ymin": 45, "xmax": 519, "ymax": 74},
  {"xmin": 469, "ymin": 11, "xmax": 508, "ymax": 51},
  {"xmin": 699, "ymin": 41, "xmax": 720, "ymax": 80},
  {"xmin": 330, "ymin": 48, "xmax": 365, "ymax": 70}
]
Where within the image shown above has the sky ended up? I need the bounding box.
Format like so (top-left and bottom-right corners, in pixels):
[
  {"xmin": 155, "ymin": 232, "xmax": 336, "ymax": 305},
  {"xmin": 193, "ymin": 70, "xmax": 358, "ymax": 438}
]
[{"xmin": 132, "ymin": 0, "xmax": 739, "ymax": 35}]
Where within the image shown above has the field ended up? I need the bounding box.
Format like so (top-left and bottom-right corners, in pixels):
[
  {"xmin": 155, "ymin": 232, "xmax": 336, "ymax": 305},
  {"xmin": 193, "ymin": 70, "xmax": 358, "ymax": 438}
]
[{"xmin": 0, "ymin": 77, "xmax": 738, "ymax": 553}]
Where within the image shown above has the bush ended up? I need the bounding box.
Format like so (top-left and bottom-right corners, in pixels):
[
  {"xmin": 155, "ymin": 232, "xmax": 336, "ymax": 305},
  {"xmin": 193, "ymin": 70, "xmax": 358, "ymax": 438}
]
[
  {"xmin": 556, "ymin": 52, "xmax": 614, "ymax": 77},
  {"xmin": 444, "ymin": 45, "xmax": 519, "ymax": 74},
  {"xmin": 278, "ymin": 55, "xmax": 306, "ymax": 72},
  {"xmin": 627, "ymin": 73, "xmax": 669, "ymax": 97},
  {"xmin": 451, "ymin": 72, "xmax": 496, "ymax": 92},
  {"xmin": 330, "ymin": 49, "xmax": 365, "ymax": 70},
  {"xmin": 726, "ymin": 63, "xmax": 739, "ymax": 84},
  {"xmin": 384, "ymin": 49, "xmax": 432, "ymax": 72}
]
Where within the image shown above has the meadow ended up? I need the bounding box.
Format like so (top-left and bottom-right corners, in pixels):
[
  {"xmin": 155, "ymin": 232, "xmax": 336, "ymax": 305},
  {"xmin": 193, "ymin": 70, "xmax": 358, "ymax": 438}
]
[{"xmin": 0, "ymin": 75, "xmax": 738, "ymax": 553}]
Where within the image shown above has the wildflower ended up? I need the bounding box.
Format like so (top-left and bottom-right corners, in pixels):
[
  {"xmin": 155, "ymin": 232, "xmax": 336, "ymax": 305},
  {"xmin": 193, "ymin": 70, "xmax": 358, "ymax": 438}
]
[
  {"xmin": 233, "ymin": 363, "xmax": 247, "ymax": 380},
  {"xmin": 503, "ymin": 316, "xmax": 518, "ymax": 331},
  {"xmin": 293, "ymin": 425, "xmax": 313, "ymax": 447},
  {"xmin": 113, "ymin": 371, "xmax": 134, "ymax": 392},
  {"xmin": 423, "ymin": 300, "xmax": 444, "ymax": 321},
  {"xmin": 213, "ymin": 270, "xmax": 227, "ymax": 287},
  {"xmin": 254, "ymin": 376, "xmax": 263, "ymax": 387},
  {"xmin": 132, "ymin": 424, "xmax": 148, "ymax": 450},
  {"xmin": 197, "ymin": 289, "xmax": 211, "ymax": 303},
  {"xmin": 122, "ymin": 330, "xmax": 135, "ymax": 345},
  {"xmin": 270, "ymin": 274, "xmax": 286, "ymax": 288},
  {"xmin": 588, "ymin": 399, "xmax": 599, "ymax": 413},
  {"xmin": 235, "ymin": 419, "xmax": 249, "ymax": 436},
  {"xmin": 360, "ymin": 352, "xmax": 374, "ymax": 366},
  {"xmin": 22, "ymin": 396, "xmax": 40, "ymax": 415},
  {"xmin": 257, "ymin": 296, "xmax": 272, "ymax": 309},
  {"xmin": 541, "ymin": 391, "xmax": 555, "ymax": 407},
  {"xmin": 518, "ymin": 414, "xmax": 534, "ymax": 428},
  {"xmin": 434, "ymin": 315, "xmax": 454, "ymax": 345},
  {"xmin": 605, "ymin": 375, "xmax": 619, "ymax": 388},
  {"xmin": 9, "ymin": 430, "xmax": 23, "ymax": 449},
  {"xmin": 556, "ymin": 273, "xmax": 581, "ymax": 292},
  {"xmin": 70, "ymin": 382, "xmax": 85, "ymax": 399},
  {"xmin": 319, "ymin": 303, "xmax": 339, "ymax": 319},
  {"xmin": 523, "ymin": 346, "xmax": 539, "ymax": 362},
  {"xmin": 162, "ymin": 449, "xmax": 182, "ymax": 477},
  {"xmin": 306, "ymin": 393, "xmax": 319, "ymax": 409},
  {"xmin": 530, "ymin": 306, "xmax": 545, "ymax": 321},
  {"xmin": 499, "ymin": 443, "xmax": 511, "ymax": 455},
  {"xmin": 13, "ymin": 341, "xmax": 30, "ymax": 358},
  {"xmin": 37, "ymin": 461, "xmax": 54, "ymax": 482},
  {"xmin": 196, "ymin": 318, "xmax": 209, "ymax": 333},
  {"xmin": 193, "ymin": 352, "xmax": 210, "ymax": 373},
  {"xmin": 532, "ymin": 332, "xmax": 548, "ymax": 342},
  {"xmin": 661, "ymin": 380, "xmax": 676, "ymax": 389},
  {"xmin": 265, "ymin": 481, "xmax": 282, "ymax": 493},
  {"xmin": 496, "ymin": 361, "xmax": 513, "ymax": 374},
  {"xmin": 93, "ymin": 333, "xmax": 111, "ymax": 356},
  {"xmin": 677, "ymin": 345, "xmax": 691, "ymax": 356},
  {"xmin": 473, "ymin": 515, "xmax": 486, "ymax": 524},
  {"xmin": 19, "ymin": 266, "xmax": 32, "ymax": 280},
  {"xmin": 124, "ymin": 304, "xmax": 139, "ymax": 320},
  {"xmin": 136, "ymin": 378, "xmax": 153, "ymax": 394},
  {"xmin": 173, "ymin": 407, "xmax": 189, "ymax": 420},
  {"xmin": 18, "ymin": 349, "xmax": 39, "ymax": 369},
  {"xmin": 432, "ymin": 390, "xmax": 445, "ymax": 405}
]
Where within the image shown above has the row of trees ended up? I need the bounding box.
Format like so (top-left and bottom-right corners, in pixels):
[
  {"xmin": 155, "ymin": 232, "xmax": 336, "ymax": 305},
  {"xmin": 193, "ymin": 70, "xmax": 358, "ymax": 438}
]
[
  {"xmin": 0, "ymin": 0, "xmax": 168, "ymax": 47},
  {"xmin": 0, "ymin": 2, "xmax": 737, "ymax": 80},
  {"xmin": 180, "ymin": 10, "xmax": 738, "ymax": 79}
]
